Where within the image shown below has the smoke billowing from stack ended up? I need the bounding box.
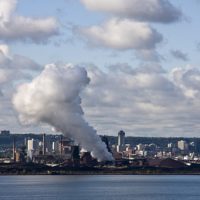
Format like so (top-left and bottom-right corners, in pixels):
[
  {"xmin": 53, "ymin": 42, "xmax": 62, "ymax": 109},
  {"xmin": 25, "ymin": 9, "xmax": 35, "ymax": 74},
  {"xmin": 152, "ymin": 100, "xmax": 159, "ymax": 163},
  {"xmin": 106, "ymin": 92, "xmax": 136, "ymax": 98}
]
[{"xmin": 13, "ymin": 64, "xmax": 113, "ymax": 161}]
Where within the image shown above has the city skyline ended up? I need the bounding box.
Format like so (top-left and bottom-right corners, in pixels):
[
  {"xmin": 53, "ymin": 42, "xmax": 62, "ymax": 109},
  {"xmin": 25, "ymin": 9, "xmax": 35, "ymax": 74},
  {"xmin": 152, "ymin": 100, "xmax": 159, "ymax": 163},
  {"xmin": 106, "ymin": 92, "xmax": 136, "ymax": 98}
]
[{"xmin": 0, "ymin": 0, "xmax": 200, "ymax": 137}]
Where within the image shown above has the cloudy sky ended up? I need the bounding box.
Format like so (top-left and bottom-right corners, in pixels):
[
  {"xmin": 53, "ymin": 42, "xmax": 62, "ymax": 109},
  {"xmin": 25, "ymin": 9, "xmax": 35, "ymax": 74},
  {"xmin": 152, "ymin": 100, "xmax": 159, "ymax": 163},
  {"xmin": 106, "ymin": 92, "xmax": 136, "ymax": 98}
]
[{"xmin": 0, "ymin": 0, "xmax": 200, "ymax": 137}]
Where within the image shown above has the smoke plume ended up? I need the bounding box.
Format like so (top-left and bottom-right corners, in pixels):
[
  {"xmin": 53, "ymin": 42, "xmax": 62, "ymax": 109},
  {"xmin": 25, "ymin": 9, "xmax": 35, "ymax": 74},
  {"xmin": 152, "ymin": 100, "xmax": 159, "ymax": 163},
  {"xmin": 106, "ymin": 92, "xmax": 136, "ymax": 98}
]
[{"xmin": 13, "ymin": 64, "xmax": 113, "ymax": 161}]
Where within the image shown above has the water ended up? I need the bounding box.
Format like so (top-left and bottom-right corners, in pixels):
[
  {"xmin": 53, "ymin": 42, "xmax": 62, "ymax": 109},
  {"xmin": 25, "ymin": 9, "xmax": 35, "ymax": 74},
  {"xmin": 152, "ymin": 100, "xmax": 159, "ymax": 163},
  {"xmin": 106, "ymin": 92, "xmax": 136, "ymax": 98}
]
[{"xmin": 0, "ymin": 175, "xmax": 200, "ymax": 200}]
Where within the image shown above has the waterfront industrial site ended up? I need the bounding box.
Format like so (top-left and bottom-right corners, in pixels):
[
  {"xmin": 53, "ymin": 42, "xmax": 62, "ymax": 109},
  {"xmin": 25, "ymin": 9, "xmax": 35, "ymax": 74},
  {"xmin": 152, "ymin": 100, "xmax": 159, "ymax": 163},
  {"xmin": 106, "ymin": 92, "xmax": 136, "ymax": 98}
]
[{"xmin": 1, "ymin": 130, "xmax": 200, "ymax": 175}]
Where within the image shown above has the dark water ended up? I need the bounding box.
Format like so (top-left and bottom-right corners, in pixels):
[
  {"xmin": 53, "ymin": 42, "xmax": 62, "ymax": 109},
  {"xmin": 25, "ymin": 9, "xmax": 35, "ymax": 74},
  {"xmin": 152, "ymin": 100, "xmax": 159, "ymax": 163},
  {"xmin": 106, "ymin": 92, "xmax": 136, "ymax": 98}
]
[{"xmin": 0, "ymin": 175, "xmax": 200, "ymax": 200}]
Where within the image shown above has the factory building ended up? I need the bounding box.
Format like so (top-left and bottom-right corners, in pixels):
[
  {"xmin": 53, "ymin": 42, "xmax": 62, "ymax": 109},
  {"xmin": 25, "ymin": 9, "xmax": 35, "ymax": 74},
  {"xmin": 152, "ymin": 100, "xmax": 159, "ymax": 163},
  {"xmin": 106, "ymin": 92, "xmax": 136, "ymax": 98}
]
[
  {"xmin": 80, "ymin": 152, "xmax": 97, "ymax": 167},
  {"xmin": 52, "ymin": 141, "xmax": 60, "ymax": 154},
  {"xmin": 59, "ymin": 137, "xmax": 74, "ymax": 157}
]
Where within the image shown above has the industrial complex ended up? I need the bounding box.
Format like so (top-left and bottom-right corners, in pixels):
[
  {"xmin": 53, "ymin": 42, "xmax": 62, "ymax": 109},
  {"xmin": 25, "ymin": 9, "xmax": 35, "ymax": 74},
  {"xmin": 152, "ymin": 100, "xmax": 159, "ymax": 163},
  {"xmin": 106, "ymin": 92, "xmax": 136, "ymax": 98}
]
[{"xmin": 1, "ymin": 130, "xmax": 200, "ymax": 174}]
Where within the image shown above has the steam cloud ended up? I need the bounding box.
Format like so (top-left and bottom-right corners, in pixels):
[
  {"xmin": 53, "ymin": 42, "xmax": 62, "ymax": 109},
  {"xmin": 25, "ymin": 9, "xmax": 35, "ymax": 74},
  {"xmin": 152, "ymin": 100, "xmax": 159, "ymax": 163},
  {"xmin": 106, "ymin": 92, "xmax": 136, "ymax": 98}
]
[{"xmin": 13, "ymin": 64, "xmax": 113, "ymax": 161}]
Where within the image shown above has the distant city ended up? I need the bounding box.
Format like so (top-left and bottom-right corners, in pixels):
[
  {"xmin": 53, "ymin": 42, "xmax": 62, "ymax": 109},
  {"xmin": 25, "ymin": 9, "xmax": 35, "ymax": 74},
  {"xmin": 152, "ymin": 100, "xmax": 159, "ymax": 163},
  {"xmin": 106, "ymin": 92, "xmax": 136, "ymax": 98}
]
[{"xmin": 1, "ymin": 129, "xmax": 200, "ymax": 170}]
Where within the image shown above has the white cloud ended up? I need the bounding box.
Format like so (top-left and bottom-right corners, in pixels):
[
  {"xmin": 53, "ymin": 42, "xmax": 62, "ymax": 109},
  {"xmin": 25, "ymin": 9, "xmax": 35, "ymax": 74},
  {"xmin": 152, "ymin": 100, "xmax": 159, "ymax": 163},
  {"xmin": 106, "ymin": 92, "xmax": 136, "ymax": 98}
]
[
  {"xmin": 1, "ymin": 53, "xmax": 200, "ymax": 137},
  {"xmin": 78, "ymin": 18, "xmax": 163, "ymax": 51},
  {"xmin": 0, "ymin": 45, "xmax": 41, "ymax": 84},
  {"xmin": 80, "ymin": 0, "xmax": 182, "ymax": 23},
  {"xmin": 0, "ymin": 0, "xmax": 16, "ymax": 23},
  {"xmin": 78, "ymin": 0, "xmax": 183, "ymax": 61},
  {"xmin": 172, "ymin": 67, "xmax": 200, "ymax": 98},
  {"xmin": 0, "ymin": 44, "xmax": 42, "ymax": 132},
  {"xmin": 0, "ymin": 0, "xmax": 59, "ymax": 43},
  {"xmin": 80, "ymin": 64, "xmax": 200, "ymax": 136}
]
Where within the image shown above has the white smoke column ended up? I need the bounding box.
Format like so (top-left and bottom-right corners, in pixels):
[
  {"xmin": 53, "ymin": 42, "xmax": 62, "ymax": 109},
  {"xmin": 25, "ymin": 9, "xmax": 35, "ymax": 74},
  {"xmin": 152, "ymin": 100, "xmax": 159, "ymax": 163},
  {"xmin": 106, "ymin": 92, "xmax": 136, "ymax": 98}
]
[{"xmin": 13, "ymin": 64, "xmax": 113, "ymax": 161}]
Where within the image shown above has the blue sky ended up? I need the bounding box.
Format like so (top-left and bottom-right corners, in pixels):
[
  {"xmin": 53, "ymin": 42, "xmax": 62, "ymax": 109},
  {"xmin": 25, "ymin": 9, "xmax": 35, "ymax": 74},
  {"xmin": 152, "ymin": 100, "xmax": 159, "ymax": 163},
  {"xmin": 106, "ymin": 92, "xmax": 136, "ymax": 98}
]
[
  {"xmin": 10, "ymin": 0, "xmax": 199, "ymax": 70},
  {"xmin": 1, "ymin": 0, "xmax": 200, "ymax": 136}
]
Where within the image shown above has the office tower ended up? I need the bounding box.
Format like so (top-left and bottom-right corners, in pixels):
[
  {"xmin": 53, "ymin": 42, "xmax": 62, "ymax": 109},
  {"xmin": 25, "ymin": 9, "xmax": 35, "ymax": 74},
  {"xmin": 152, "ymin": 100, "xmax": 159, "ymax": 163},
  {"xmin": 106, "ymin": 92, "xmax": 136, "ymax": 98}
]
[
  {"xmin": 178, "ymin": 140, "xmax": 188, "ymax": 151},
  {"xmin": 117, "ymin": 130, "xmax": 125, "ymax": 152},
  {"xmin": 27, "ymin": 139, "xmax": 36, "ymax": 160}
]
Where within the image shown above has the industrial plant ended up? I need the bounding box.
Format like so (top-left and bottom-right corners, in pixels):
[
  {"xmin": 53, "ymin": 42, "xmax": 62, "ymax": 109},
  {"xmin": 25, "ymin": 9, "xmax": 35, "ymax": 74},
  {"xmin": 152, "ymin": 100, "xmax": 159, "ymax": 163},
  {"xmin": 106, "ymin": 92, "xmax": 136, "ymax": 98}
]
[{"xmin": 2, "ymin": 129, "xmax": 200, "ymax": 174}]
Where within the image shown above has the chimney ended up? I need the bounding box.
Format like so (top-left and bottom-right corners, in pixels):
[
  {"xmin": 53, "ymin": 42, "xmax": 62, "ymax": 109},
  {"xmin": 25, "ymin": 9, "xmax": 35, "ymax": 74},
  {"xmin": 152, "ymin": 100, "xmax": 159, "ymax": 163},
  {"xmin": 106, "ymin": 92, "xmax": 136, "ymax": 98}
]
[
  {"xmin": 60, "ymin": 135, "xmax": 63, "ymax": 155},
  {"xmin": 43, "ymin": 133, "xmax": 46, "ymax": 155},
  {"xmin": 13, "ymin": 135, "xmax": 16, "ymax": 162}
]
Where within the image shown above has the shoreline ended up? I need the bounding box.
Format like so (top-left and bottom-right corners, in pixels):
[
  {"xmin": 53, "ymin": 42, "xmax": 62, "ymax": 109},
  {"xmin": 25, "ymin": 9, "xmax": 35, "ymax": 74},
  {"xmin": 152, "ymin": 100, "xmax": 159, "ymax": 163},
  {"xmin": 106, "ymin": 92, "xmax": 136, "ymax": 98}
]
[
  {"xmin": 1, "ymin": 163, "xmax": 200, "ymax": 175},
  {"xmin": 0, "ymin": 173, "xmax": 200, "ymax": 177}
]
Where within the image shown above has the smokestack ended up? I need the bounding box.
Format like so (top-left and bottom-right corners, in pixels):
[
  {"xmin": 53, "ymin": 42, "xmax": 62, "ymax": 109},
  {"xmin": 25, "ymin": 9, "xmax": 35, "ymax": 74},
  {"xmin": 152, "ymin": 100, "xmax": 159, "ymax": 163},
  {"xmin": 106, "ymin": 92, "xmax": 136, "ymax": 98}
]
[
  {"xmin": 60, "ymin": 135, "xmax": 63, "ymax": 155},
  {"xmin": 43, "ymin": 133, "xmax": 46, "ymax": 155},
  {"xmin": 13, "ymin": 64, "xmax": 113, "ymax": 161},
  {"xmin": 13, "ymin": 135, "xmax": 16, "ymax": 162}
]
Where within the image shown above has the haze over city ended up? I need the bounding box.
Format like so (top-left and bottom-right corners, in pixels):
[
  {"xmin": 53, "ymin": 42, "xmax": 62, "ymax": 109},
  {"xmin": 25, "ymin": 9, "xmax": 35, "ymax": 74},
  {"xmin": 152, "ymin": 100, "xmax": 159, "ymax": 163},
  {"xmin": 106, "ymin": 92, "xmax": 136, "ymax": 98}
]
[{"xmin": 0, "ymin": 0, "xmax": 200, "ymax": 137}]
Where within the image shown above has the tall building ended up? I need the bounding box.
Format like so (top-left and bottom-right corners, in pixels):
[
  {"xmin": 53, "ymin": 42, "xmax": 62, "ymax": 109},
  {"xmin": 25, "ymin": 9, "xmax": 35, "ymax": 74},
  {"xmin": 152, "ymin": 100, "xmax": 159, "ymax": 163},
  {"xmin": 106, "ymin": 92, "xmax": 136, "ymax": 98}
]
[
  {"xmin": 27, "ymin": 139, "xmax": 35, "ymax": 151},
  {"xmin": 117, "ymin": 130, "xmax": 125, "ymax": 152},
  {"xmin": 27, "ymin": 139, "xmax": 37, "ymax": 160},
  {"xmin": 178, "ymin": 140, "xmax": 188, "ymax": 151}
]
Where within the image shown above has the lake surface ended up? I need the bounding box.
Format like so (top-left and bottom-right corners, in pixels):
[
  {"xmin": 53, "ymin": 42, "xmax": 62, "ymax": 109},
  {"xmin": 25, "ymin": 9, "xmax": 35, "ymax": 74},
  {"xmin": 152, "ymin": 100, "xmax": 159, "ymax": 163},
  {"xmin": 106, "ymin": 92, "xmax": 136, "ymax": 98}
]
[{"xmin": 0, "ymin": 175, "xmax": 200, "ymax": 200}]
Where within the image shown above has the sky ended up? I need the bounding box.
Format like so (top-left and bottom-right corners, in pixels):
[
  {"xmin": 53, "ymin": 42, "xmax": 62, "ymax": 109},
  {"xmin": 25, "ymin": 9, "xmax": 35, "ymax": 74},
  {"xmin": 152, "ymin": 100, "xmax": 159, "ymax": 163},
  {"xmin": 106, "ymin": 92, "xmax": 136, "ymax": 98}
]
[{"xmin": 0, "ymin": 0, "xmax": 200, "ymax": 137}]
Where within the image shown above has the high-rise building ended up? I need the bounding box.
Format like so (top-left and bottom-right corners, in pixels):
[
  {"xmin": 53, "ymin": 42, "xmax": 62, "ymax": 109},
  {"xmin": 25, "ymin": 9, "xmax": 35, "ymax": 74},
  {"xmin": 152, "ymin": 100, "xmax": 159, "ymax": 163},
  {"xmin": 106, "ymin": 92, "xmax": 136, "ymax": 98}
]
[
  {"xmin": 178, "ymin": 140, "xmax": 188, "ymax": 151},
  {"xmin": 27, "ymin": 139, "xmax": 35, "ymax": 151},
  {"xmin": 117, "ymin": 130, "xmax": 125, "ymax": 152},
  {"xmin": 27, "ymin": 139, "xmax": 37, "ymax": 160}
]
